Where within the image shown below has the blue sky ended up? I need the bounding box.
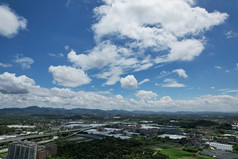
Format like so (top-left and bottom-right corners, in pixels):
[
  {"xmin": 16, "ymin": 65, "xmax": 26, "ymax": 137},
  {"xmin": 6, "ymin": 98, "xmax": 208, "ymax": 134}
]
[{"xmin": 0, "ymin": 0, "xmax": 237, "ymax": 111}]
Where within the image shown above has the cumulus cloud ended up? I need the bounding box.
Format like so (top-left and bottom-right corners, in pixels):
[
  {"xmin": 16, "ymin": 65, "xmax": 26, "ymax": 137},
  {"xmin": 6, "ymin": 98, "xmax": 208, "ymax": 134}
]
[
  {"xmin": 48, "ymin": 65, "xmax": 91, "ymax": 87},
  {"xmin": 1, "ymin": 72, "xmax": 238, "ymax": 112},
  {"xmin": 93, "ymin": 0, "xmax": 227, "ymax": 61},
  {"xmin": 172, "ymin": 69, "xmax": 188, "ymax": 78},
  {"xmin": 147, "ymin": 94, "xmax": 238, "ymax": 112},
  {"xmin": 0, "ymin": 62, "xmax": 12, "ymax": 68},
  {"xmin": 68, "ymin": 42, "xmax": 120, "ymax": 70},
  {"xmin": 67, "ymin": 42, "xmax": 140, "ymax": 85},
  {"xmin": 162, "ymin": 78, "xmax": 185, "ymax": 88},
  {"xmin": 14, "ymin": 55, "xmax": 34, "ymax": 69},
  {"xmin": 120, "ymin": 75, "xmax": 138, "ymax": 89},
  {"xmin": 50, "ymin": 0, "xmax": 227, "ymax": 86},
  {"xmin": 98, "ymin": 66, "xmax": 123, "ymax": 85},
  {"xmin": 0, "ymin": 72, "xmax": 35, "ymax": 94},
  {"xmin": 158, "ymin": 69, "xmax": 188, "ymax": 79},
  {"xmin": 0, "ymin": 5, "xmax": 27, "ymax": 37},
  {"xmin": 93, "ymin": 0, "xmax": 227, "ymax": 41},
  {"xmin": 136, "ymin": 90, "xmax": 158, "ymax": 100},
  {"xmin": 156, "ymin": 39, "xmax": 204, "ymax": 63},
  {"xmin": 138, "ymin": 78, "xmax": 150, "ymax": 85}
]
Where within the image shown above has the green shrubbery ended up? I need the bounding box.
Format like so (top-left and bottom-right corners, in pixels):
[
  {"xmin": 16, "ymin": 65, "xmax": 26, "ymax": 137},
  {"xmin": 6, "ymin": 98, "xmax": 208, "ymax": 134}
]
[{"xmin": 53, "ymin": 137, "xmax": 169, "ymax": 159}]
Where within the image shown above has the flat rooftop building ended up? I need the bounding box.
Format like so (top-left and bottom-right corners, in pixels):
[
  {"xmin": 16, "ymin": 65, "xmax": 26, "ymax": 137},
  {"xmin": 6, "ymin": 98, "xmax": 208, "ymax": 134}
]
[{"xmin": 201, "ymin": 149, "xmax": 238, "ymax": 159}]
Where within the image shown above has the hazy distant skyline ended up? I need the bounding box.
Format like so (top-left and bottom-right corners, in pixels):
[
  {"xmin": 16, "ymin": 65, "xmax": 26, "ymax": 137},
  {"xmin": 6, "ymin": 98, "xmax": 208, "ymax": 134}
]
[{"xmin": 0, "ymin": 0, "xmax": 238, "ymax": 111}]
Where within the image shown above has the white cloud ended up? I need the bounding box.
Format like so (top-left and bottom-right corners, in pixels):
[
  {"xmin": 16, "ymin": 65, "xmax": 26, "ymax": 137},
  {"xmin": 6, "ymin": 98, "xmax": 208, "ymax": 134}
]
[
  {"xmin": 54, "ymin": 0, "xmax": 228, "ymax": 86},
  {"xmin": 1, "ymin": 72, "xmax": 238, "ymax": 112},
  {"xmin": 49, "ymin": 65, "xmax": 91, "ymax": 87},
  {"xmin": 158, "ymin": 69, "xmax": 188, "ymax": 79},
  {"xmin": 49, "ymin": 53, "xmax": 64, "ymax": 58},
  {"xmin": 219, "ymin": 89, "xmax": 238, "ymax": 94},
  {"xmin": 138, "ymin": 78, "xmax": 150, "ymax": 85},
  {"xmin": 236, "ymin": 63, "xmax": 238, "ymax": 70},
  {"xmin": 214, "ymin": 66, "xmax": 230, "ymax": 73},
  {"xmin": 120, "ymin": 75, "xmax": 138, "ymax": 89},
  {"xmin": 47, "ymin": 0, "xmax": 227, "ymax": 87},
  {"xmin": 162, "ymin": 78, "xmax": 185, "ymax": 88},
  {"xmin": 225, "ymin": 31, "xmax": 238, "ymax": 39},
  {"xmin": 0, "ymin": 62, "xmax": 12, "ymax": 68},
  {"xmin": 172, "ymin": 69, "xmax": 188, "ymax": 78},
  {"xmin": 136, "ymin": 90, "xmax": 158, "ymax": 100},
  {"xmin": 214, "ymin": 65, "xmax": 222, "ymax": 70},
  {"xmin": 67, "ymin": 42, "xmax": 140, "ymax": 85},
  {"xmin": 147, "ymin": 94, "xmax": 238, "ymax": 112},
  {"xmin": 64, "ymin": 45, "xmax": 69, "ymax": 50},
  {"xmin": 156, "ymin": 39, "xmax": 204, "ymax": 63},
  {"xmin": 68, "ymin": 42, "xmax": 119, "ymax": 70},
  {"xmin": 93, "ymin": 0, "xmax": 227, "ymax": 40},
  {"xmin": 210, "ymin": 86, "xmax": 215, "ymax": 89},
  {"xmin": 93, "ymin": 0, "xmax": 227, "ymax": 61},
  {"xmin": 225, "ymin": 90, "xmax": 238, "ymax": 93},
  {"xmin": 98, "ymin": 66, "xmax": 123, "ymax": 85},
  {"xmin": 14, "ymin": 55, "xmax": 34, "ymax": 69},
  {"xmin": 0, "ymin": 5, "xmax": 27, "ymax": 37},
  {"xmin": 157, "ymin": 70, "xmax": 171, "ymax": 78},
  {"xmin": 0, "ymin": 72, "xmax": 36, "ymax": 94}
]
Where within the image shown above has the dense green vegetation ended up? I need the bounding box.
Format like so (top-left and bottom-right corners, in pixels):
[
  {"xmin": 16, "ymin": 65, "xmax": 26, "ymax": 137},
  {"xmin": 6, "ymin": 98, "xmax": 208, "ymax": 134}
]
[
  {"xmin": 233, "ymin": 145, "xmax": 238, "ymax": 154},
  {"xmin": 50, "ymin": 136, "xmax": 215, "ymax": 159},
  {"xmin": 52, "ymin": 137, "xmax": 169, "ymax": 159},
  {"xmin": 177, "ymin": 120, "xmax": 218, "ymax": 128},
  {"xmin": 0, "ymin": 126, "xmax": 15, "ymax": 135}
]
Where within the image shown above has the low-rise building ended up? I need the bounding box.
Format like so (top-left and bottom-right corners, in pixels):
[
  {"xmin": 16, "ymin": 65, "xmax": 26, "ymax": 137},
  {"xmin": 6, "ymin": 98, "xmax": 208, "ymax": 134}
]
[{"xmin": 206, "ymin": 142, "xmax": 233, "ymax": 151}]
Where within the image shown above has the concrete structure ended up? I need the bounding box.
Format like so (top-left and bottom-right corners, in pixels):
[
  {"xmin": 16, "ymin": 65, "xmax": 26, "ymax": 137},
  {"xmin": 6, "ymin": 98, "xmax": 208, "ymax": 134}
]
[
  {"xmin": 206, "ymin": 142, "xmax": 233, "ymax": 151},
  {"xmin": 200, "ymin": 149, "xmax": 238, "ymax": 159},
  {"xmin": 158, "ymin": 134, "xmax": 186, "ymax": 139},
  {"xmin": 0, "ymin": 127, "xmax": 92, "ymax": 145},
  {"xmin": 36, "ymin": 145, "xmax": 57, "ymax": 159},
  {"xmin": 36, "ymin": 146, "xmax": 47, "ymax": 159},
  {"xmin": 7, "ymin": 140, "xmax": 37, "ymax": 159}
]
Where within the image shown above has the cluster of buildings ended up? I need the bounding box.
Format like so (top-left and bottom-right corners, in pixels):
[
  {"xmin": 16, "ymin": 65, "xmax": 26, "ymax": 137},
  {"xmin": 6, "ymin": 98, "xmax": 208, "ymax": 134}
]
[
  {"xmin": 2, "ymin": 118, "xmax": 238, "ymax": 159},
  {"xmin": 6, "ymin": 141, "xmax": 57, "ymax": 159}
]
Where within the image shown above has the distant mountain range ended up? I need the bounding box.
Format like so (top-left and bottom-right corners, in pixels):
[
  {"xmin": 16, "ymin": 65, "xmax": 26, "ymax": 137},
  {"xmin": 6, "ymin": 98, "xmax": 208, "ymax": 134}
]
[
  {"xmin": 0, "ymin": 106, "xmax": 154, "ymax": 116},
  {"xmin": 0, "ymin": 106, "xmax": 237, "ymax": 115}
]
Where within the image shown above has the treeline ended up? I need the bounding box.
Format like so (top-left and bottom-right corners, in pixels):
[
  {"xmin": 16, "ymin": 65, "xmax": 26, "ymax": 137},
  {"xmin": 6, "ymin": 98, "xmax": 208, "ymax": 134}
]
[
  {"xmin": 51, "ymin": 137, "xmax": 169, "ymax": 159},
  {"xmin": 0, "ymin": 126, "xmax": 15, "ymax": 135},
  {"xmin": 176, "ymin": 120, "xmax": 232, "ymax": 129}
]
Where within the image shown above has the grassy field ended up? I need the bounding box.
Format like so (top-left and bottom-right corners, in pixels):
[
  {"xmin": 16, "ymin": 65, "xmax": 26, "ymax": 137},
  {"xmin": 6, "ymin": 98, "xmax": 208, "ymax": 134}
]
[
  {"xmin": 160, "ymin": 148, "xmax": 194, "ymax": 159},
  {"xmin": 155, "ymin": 148, "xmax": 214, "ymax": 159}
]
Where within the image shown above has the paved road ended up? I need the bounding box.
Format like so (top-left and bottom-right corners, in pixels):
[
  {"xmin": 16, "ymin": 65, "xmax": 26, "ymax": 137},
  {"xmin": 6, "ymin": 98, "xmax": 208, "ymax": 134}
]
[
  {"xmin": 0, "ymin": 148, "xmax": 8, "ymax": 153},
  {"xmin": 0, "ymin": 127, "xmax": 92, "ymax": 144}
]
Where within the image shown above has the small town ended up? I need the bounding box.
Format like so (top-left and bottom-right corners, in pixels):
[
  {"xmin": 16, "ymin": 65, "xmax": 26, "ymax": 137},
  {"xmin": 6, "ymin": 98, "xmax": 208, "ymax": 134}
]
[{"xmin": 0, "ymin": 107, "xmax": 238, "ymax": 159}]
